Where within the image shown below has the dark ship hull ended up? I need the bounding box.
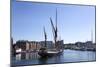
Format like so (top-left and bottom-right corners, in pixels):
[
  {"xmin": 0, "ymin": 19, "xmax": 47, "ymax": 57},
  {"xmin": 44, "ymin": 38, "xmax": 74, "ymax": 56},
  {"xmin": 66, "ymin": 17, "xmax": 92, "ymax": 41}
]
[
  {"xmin": 38, "ymin": 48, "xmax": 63, "ymax": 57},
  {"xmin": 38, "ymin": 51, "xmax": 56, "ymax": 57}
]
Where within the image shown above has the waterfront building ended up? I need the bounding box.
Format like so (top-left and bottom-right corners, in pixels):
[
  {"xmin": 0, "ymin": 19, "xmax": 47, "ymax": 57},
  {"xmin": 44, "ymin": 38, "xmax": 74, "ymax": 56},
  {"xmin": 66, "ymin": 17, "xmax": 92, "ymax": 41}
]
[
  {"xmin": 64, "ymin": 41, "xmax": 96, "ymax": 51},
  {"xmin": 40, "ymin": 40, "xmax": 64, "ymax": 50},
  {"xmin": 85, "ymin": 41, "xmax": 96, "ymax": 50},
  {"xmin": 15, "ymin": 40, "xmax": 28, "ymax": 51},
  {"xmin": 40, "ymin": 41, "xmax": 54, "ymax": 49},
  {"xmin": 15, "ymin": 40, "xmax": 42, "ymax": 51},
  {"xmin": 56, "ymin": 40, "xmax": 64, "ymax": 50},
  {"xmin": 11, "ymin": 37, "xmax": 16, "ymax": 56}
]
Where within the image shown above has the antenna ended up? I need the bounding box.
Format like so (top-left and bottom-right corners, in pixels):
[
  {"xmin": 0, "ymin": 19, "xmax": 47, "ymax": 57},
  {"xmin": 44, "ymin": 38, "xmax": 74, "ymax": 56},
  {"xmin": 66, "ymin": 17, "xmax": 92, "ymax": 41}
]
[{"xmin": 91, "ymin": 28, "xmax": 93, "ymax": 43}]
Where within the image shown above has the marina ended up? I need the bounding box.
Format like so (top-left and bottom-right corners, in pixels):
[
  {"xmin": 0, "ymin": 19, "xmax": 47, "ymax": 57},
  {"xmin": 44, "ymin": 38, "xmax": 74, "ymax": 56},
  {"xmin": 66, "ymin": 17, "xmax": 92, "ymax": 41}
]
[{"xmin": 11, "ymin": 1, "xmax": 96, "ymax": 66}]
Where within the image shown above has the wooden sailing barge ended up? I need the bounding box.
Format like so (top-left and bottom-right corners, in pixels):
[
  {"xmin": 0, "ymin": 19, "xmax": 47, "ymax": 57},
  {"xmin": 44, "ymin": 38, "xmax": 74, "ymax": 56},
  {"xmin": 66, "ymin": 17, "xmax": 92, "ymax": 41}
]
[{"xmin": 38, "ymin": 9, "xmax": 64, "ymax": 57}]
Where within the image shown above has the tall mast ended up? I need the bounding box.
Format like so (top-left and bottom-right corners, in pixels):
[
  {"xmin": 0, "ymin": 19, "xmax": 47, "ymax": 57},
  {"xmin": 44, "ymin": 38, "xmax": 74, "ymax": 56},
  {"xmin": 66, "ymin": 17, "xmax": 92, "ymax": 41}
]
[
  {"xmin": 50, "ymin": 8, "xmax": 58, "ymax": 48},
  {"xmin": 56, "ymin": 8, "xmax": 57, "ymax": 28},
  {"xmin": 91, "ymin": 29, "xmax": 93, "ymax": 43},
  {"xmin": 55, "ymin": 8, "xmax": 58, "ymax": 48},
  {"xmin": 43, "ymin": 26, "xmax": 47, "ymax": 47},
  {"xmin": 50, "ymin": 18, "xmax": 55, "ymax": 48}
]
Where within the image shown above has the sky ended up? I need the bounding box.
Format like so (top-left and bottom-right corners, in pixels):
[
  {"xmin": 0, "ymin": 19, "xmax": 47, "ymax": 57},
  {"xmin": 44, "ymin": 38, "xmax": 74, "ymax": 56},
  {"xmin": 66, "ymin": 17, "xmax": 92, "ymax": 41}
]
[{"xmin": 12, "ymin": 0, "xmax": 95, "ymax": 44}]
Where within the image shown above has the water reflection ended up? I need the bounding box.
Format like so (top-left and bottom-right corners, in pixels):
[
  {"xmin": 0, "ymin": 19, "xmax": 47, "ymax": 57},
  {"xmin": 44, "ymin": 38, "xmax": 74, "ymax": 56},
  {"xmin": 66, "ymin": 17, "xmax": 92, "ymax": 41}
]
[
  {"xmin": 13, "ymin": 49, "xmax": 96, "ymax": 66},
  {"xmin": 16, "ymin": 52, "xmax": 40, "ymax": 60},
  {"xmin": 38, "ymin": 57, "xmax": 48, "ymax": 64}
]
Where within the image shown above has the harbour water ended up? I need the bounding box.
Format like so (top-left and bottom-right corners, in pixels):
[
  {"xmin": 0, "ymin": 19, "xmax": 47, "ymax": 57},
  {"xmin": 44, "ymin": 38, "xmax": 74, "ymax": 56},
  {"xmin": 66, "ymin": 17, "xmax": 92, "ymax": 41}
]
[{"xmin": 12, "ymin": 49, "xmax": 96, "ymax": 66}]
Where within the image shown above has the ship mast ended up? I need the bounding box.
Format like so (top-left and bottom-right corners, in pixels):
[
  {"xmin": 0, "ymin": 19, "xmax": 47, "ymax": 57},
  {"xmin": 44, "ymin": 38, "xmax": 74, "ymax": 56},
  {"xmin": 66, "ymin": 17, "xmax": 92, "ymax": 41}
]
[
  {"xmin": 55, "ymin": 8, "xmax": 58, "ymax": 48},
  {"xmin": 43, "ymin": 26, "xmax": 47, "ymax": 47},
  {"xmin": 91, "ymin": 28, "xmax": 93, "ymax": 43},
  {"xmin": 50, "ymin": 18, "xmax": 55, "ymax": 48},
  {"xmin": 50, "ymin": 8, "xmax": 58, "ymax": 49}
]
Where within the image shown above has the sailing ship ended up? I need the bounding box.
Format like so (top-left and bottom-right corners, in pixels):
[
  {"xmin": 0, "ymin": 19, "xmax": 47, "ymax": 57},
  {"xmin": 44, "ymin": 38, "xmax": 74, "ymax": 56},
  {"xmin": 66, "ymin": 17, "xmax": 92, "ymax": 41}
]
[{"xmin": 38, "ymin": 9, "xmax": 64, "ymax": 57}]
